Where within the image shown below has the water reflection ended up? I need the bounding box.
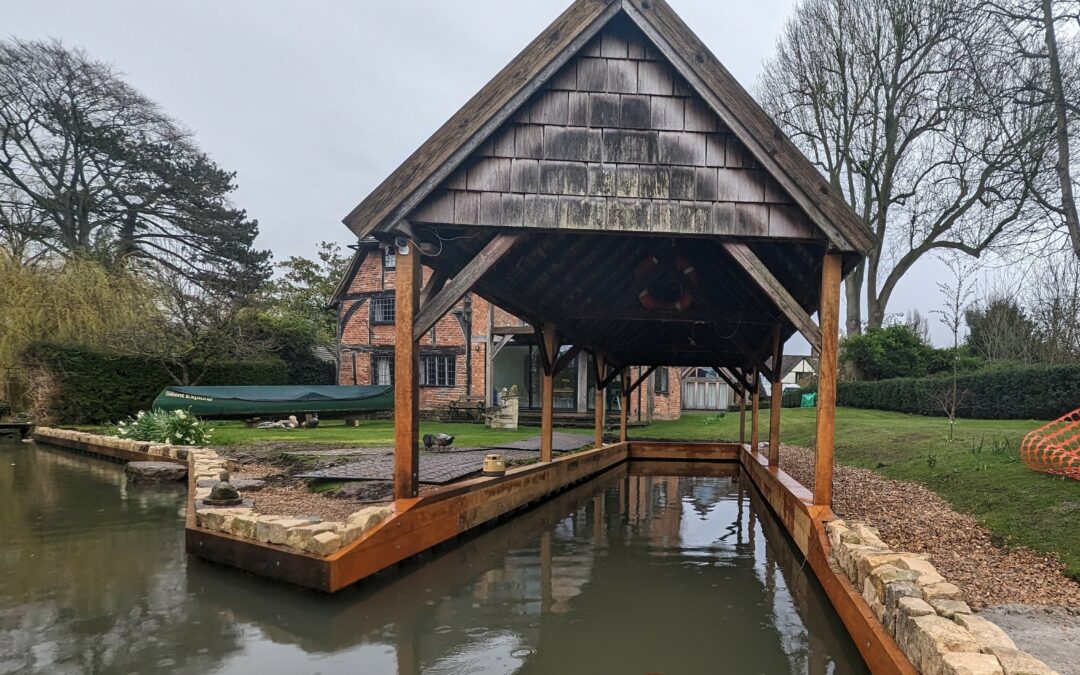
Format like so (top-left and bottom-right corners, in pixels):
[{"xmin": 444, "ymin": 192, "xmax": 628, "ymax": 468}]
[{"xmin": 0, "ymin": 443, "xmax": 866, "ymax": 674}]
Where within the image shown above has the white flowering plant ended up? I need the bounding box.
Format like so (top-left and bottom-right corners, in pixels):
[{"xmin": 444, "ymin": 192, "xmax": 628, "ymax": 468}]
[{"xmin": 115, "ymin": 409, "xmax": 212, "ymax": 446}]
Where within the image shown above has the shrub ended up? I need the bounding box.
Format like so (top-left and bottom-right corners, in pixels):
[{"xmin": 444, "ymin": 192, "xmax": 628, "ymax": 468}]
[
  {"xmin": 116, "ymin": 409, "xmax": 211, "ymax": 445},
  {"xmin": 840, "ymin": 324, "xmax": 934, "ymax": 380},
  {"xmin": 791, "ymin": 363, "xmax": 1080, "ymax": 420},
  {"xmin": 21, "ymin": 342, "xmax": 288, "ymax": 423}
]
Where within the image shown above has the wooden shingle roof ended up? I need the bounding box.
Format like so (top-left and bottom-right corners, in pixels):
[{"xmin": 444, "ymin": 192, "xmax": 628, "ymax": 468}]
[{"xmin": 343, "ymin": 0, "xmax": 873, "ymax": 255}]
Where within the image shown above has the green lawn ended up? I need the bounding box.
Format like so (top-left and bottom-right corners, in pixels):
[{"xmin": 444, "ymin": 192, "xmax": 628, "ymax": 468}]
[{"xmin": 642, "ymin": 408, "xmax": 1080, "ymax": 580}]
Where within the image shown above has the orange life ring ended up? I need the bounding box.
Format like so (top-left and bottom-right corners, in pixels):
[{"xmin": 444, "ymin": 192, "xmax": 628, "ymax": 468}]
[{"xmin": 634, "ymin": 255, "xmax": 700, "ymax": 311}]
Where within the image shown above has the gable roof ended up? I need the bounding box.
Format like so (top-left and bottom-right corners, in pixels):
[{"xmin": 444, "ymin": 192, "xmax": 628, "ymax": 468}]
[
  {"xmin": 342, "ymin": 0, "xmax": 874, "ymax": 255},
  {"xmin": 771, "ymin": 354, "xmax": 819, "ymax": 378}
]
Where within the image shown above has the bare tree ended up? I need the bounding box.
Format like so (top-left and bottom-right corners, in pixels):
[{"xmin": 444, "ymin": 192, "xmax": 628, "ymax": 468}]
[
  {"xmin": 758, "ymin": 0, "xmax": 1044, "ymax": 333},
  {"xmin": 1026, "ymin": 252, "xmax": 1080, "ymax": 361},
  {"xmin": 990, "ymin": 0, "xmax": 1080, "ymax": 258},
  {"xmin": 932, "ymin": 255, "xmax": 977, "ymax": 439}
]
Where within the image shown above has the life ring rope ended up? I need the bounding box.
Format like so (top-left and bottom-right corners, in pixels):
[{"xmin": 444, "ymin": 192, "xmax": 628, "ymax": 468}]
[{"xmin": 634, "ymin": 253, "xmax": 700, "ymax": 312}]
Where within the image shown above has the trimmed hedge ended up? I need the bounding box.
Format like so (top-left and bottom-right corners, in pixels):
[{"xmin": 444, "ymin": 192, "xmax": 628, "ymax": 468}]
[
  {"xmin": 788, "ymin": 363, "xmax": 1080, "ymax": 420},
  {"xmin": 22, "ymin": 342, "xmax": 288, "ymax": 424}
]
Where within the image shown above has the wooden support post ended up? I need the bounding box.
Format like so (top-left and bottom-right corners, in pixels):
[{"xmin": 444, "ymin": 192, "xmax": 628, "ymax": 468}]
[
  {"xmin": 394, "ymin": 239, "xmax": 421, "ymax": 499},
  {"xmin": 750, "ymin": 368, "xmax": 760, "ymax": 452},
  {"xmin": 738, "ymin": 387, "xmax": 747, "ymax": 446},
  {"xmin": 619, "ymin": 368, "xmax": 629, "ymax": 443},
  {"xmin": 594, "ymin": 353, "xmax": 605, "ymax": 449},
  {"xmin": 540, "ymin": 323, "xmax": 556, "ymax": 463},
  {"xmin": 769, "ymin": 326, "xmax": 783, "ymax": 467},
  {"xmin": 814, "ymin": 253, "xmax": 842, "ymax": 507}
]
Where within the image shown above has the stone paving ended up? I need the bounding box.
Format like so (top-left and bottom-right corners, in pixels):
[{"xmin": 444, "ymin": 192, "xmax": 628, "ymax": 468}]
[{"xmin": 294, "ymin": 448, "xmax": 552, "ymax": 484}]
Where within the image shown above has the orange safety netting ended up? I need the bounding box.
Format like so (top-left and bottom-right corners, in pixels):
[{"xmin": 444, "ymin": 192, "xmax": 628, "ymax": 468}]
[{"xmin": 1020, "ymin": 408, "xmax": 1080, "ymax": 480}]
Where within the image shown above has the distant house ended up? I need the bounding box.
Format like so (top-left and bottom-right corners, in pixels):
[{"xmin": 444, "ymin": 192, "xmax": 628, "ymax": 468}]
[{"xmin": 777, "ymin": 355, "xmax": 818, "ymax": 391}]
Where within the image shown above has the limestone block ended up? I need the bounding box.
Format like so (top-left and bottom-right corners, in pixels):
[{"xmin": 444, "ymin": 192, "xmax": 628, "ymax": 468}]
[
  {"xmin": 306, "ymin": 531, "xmax": 343, "ymax": 556},
  {"xmin": 826, "ymin": 519, "xmax": 852, "ymax": 549},
  {"xmin": 346, "ymin": 506, "xmax": 393, "ymax": 531},
  {"xmin": 890, "ymin": 596, "xmax": 938, "ymax": 639},
  {"xmin": 898, "ymin": 597, "xmax": 937, "ymax": 618},
  {"xmin": 285, "ymin": 522, "xmax": 339, "ymax": 550},
  {"xmin": 924, "ymin": 582, "xmax": 965, "ymax": 603},
  {"xmin": 862, "ymin": 579, "xmax": 886, "ymax": 620},
  {"xmin": 985, "ymin": 647, "xmax": 1059, "ymax": 675},
  {"xmin": 954, "ymin": 614, "xmax": 1016, "ymax": 653},
  {"xmin": 850, "ymin": 522, "xmax": 888, "ymax": 549},
  {"xmin": 857, "ymin": 552, "xmax": 908, "ymax": 588},
  {"xmin": 870, "ymin": 564, "xmax": 920, "ymax": 598},
  {"xmin": 194, "ymin": 488, "xmax": 212, "ymax": 501},
  {"xmin": 940, "ymin": 652, "xmax": 1005, "ymax": 675},
  {"xmin": 839, "ymin": 543, "xmax": 889, "ymax": 582},
  {"xmin": 932, "ymin": 598, "xmax": 972, "ymax": 619},
  {"xmin": 125, "ymin": 461, "xmax": 187, "ymax": 483},
  {"xmin": 255, "ymin": 516, "xmax": 290, "ymax": 543},
  {"xmin": 908, "ymin": 615, "xmax": 982, "ymax": 675},
  {"xmin": 884, "ymin": 580, "xmax": 922, "ymax": 612},
  {"xmin": 229, "ymin": 513, "xmax": 259, "ymax": 539},
  {"xmin": 265, "ymin": 518, "xmax": 316, "ymax": 546}
]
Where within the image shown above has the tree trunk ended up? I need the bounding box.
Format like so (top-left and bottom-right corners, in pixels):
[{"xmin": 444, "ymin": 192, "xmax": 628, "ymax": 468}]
[
  {"xmin": 844, "ymin": 260, "xmax": 864, "ymax": 336},
  {"xmin": 1042, "ymin": 0, "xmax": 1080, "ymax": 260}
]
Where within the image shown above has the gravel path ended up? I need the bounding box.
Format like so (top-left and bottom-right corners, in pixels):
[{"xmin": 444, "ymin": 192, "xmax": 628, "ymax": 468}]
[{"xmin": 778, "ymin": 444, "xmax": 1080, "ymax": 609}]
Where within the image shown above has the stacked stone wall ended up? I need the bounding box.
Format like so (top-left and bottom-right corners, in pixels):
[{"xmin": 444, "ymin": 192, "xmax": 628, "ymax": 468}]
[{"xmin": 828, "ymin": 519, "xmax": 1058, "ymax": 675}]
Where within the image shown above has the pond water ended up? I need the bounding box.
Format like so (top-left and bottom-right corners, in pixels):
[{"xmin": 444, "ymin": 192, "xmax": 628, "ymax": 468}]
[{"xmin": 0, "ymin": 441, "xmax": 867, "ymax": 674}]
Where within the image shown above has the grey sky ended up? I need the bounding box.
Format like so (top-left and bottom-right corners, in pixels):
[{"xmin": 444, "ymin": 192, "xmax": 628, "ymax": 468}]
[{"xmin": 9, "ymin": 0, "xmax": 978, "ymax": 347}]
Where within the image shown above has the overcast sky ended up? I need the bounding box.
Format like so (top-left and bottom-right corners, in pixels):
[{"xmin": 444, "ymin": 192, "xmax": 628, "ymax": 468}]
[{"xmin": 9, "ymin": 0, "xmax": 1001, "ymax": 347}]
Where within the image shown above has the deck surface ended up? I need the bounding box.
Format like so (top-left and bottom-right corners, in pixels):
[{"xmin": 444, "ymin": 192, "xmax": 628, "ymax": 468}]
[{"xmin": 294, "ymin": 448, "xmax": 556, "ymax": 483}]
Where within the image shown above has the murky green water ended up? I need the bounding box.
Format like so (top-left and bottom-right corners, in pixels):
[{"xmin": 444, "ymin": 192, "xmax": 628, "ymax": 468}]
[{"xmin": 1, "ymin": 441, "xmax": 867, "ymax": 674}]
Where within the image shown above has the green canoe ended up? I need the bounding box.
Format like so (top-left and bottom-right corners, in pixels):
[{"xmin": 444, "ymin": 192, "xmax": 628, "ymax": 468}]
[{"xmin": 152, "ymin": 385, "xmax": 393, "ymax": 419}]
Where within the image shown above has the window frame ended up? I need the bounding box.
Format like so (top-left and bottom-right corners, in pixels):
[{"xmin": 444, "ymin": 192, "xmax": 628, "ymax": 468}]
[
  {"xmin": 654, "ymin": 366, "xmax": 670, "ymax": 394},
  {"xmin": 419, "ymin": 354, "xmax": 456, "ymax": 388},
  {"xmin": 382, "ymin": 247, "xmax": 396, "ymax": 270},
  {"xmin": 370, "ymin": 296, "xmax": 396, "ymax": 325},
  {"xmin": 372, "ymin": 354, "xmax": 394, "ymax": 386}
]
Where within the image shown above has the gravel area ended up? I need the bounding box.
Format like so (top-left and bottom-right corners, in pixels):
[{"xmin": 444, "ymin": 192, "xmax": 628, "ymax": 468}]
[{"xmin": 778, "ymin": 444, "xmax": 1080, "ymax": 609}]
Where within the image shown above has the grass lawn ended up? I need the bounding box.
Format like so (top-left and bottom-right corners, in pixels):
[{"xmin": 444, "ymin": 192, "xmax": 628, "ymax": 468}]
[{"xmin": 641, "ymin": 408, "xmax": 1080, "ymax": 580}]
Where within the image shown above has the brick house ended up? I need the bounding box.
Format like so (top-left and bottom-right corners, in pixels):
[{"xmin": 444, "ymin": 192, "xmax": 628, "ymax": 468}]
[{"xmin": 330, "ymin": 238, "xmax": 728, "ymax": 421}]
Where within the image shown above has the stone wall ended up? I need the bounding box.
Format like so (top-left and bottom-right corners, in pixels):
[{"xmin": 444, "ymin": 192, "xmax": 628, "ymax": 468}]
[
  {"xmin": 827, "ymin": 519, "xmax": 1058, "ymax": 675},
  {"xmin": 34, "ymin": 427, "xmax": 393, "ymax": 559}
]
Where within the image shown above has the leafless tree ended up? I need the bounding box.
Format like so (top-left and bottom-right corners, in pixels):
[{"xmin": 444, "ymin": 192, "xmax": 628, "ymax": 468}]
[
  {"xmin": 932, "ymin": 255, "xmax": 977, "ymax": 439},
  {"xmin": 758, "ymin": 0, "xmax": 1045, "ymax": 334},
  {"xmin": 989, "ymin": 0, "xmax": 1080, "ymax": 259},
  {"xmin": 1025, "ymin": 252, "xmax": 1080, "ymax": 361}
]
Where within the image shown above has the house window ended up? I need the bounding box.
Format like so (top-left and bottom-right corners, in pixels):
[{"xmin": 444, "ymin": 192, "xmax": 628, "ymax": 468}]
[
  {"xmin": 654, "ymin": 366, "xmax": 669, "ymax": 394},
  {"xmin": 372, "ymin": 355, "xmax": 393, "ymax": 386},
  {"xmin": 420, "ymin": 355, "xmax": 456, "ymax": 387},
  {"xmin": 371, "ymin": 296, "xmax": 395, "ymax": 324},
  {"xmin": 383, "ymin": 248, "xmax": 396, "ymax": 270}
]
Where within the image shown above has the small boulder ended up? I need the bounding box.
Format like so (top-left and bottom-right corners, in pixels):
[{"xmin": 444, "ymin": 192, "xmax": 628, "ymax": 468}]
[
  {"xmin": 940, "ymin": 652, "xmax": 1005, "ymax": 675},
  {"xmin": 984, "ymin": 647, "xmax": 1058, "ymax": 675},
  {"xmin": 306, "ymin": 530, "xmax": 343, "ymax": 556},
  {"xmin": 954, "ymin": 614, "xmax": 1016, "ymax": 653},
  {"xmin": 125, "ymin": 461, "xmax": 187, "ymax": 483}
]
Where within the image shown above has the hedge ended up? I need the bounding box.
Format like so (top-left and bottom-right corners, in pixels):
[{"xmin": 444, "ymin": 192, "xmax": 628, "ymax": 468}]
[
  {"xmin": 22, "ymin": 342, "xmax": 289, "ymax": 424},
  {"xmin": 787, "ymin": 363, "xmax": 1080, "ymax": 420}
]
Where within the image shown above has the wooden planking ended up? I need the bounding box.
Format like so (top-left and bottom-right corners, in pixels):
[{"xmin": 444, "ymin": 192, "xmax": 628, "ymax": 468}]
[
  {"xmin": 395, "ymin": 241, "xmax": 422, "ymax": 499},
  {"xmin": 627, "ymin": 441, "xmax": 739, "ymax": 462},
  {"xmin": 814, "ymin": 253, "xmax": 842, "ymax": 507},
  {"xmin": 723, "ymin": 242, "xmax": 822, "ymax": 351},
  {"xmin": 413, "ymin": 233, "xmax": 520, "ymax": 338}
]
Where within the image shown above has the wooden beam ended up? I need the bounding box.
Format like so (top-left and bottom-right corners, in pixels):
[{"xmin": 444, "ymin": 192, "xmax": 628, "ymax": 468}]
[
  {"xmin": 552, "ymin": 344, "xmax": 582, "ymax": 376},
  {"xmin": 394, "ymin": 239, "xmax": 422, "ymax": 499},
  {"xmin": 489, "ymin": 333, "xmax": 513, "ymax": 361},
  {"xmin": 413, "ymin": 233, "xmax": 519, "ymax": 339},
  {"xmin": 722, "ymin": 242, "xmax": 822, "ymax": 351},
  {"xmin": 598, "ymin": 363, "xmax": 622, "ymax": 390},
  {"xmin": 418, "ymin": 268, "xmax": 448, "ymax": 309},
  {"xmin": 731, "ymin": 333, "xmax": 775, "ymax": 382},
  {"xmin": 534, "ymin": 324, "xmax": 554, "ymax": 375},
  {"xmin": 738, "ymin": 389, "xmax": 747, "ymax": 446},
  {"xmin": 557, "ymin": 306, "xmax": 776, "ymax": 325},
  {"xmin": 769, "ymin": 326, "xmax": 783, "ymax": 467},
  {"xmin": 713, "ymin": 366, "xmax": 746, "ymax": 398},
  {"xmin": 627, "ymin": 365, "xmax": 658, "ymax": 395},
  {"xmin": 750, "ymin": 367, "xmax": 761, "ymax": 453},
  {"xmin": 814, "ymin": 253, "xmax": 842, "ymax": 507},
  {"xmin": 540, "ymin": 322, "xmax": 556, "ymax": 463},
  {"xmin": 594, "ymin": 353, "xmax": 605, "ymax": 450},
  {"xmin": 619, "ymin": 369, "xmax": 629, "ymax": 443}
]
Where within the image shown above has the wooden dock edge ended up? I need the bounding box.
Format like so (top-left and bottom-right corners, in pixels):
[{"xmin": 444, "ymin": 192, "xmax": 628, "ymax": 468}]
[{"xmin": 739, "ymin": 445, "xmax": 917, "ymax": 675}]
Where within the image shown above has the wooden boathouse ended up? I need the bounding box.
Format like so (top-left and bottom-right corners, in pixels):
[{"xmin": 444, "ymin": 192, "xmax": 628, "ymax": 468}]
[
  {"xmin": 187, "ymin": 0, "xmax": 921, "ymax": 671},
  {"xmin": 343, "ymin": 0, "xmax": 872, "ymax": 505}
]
